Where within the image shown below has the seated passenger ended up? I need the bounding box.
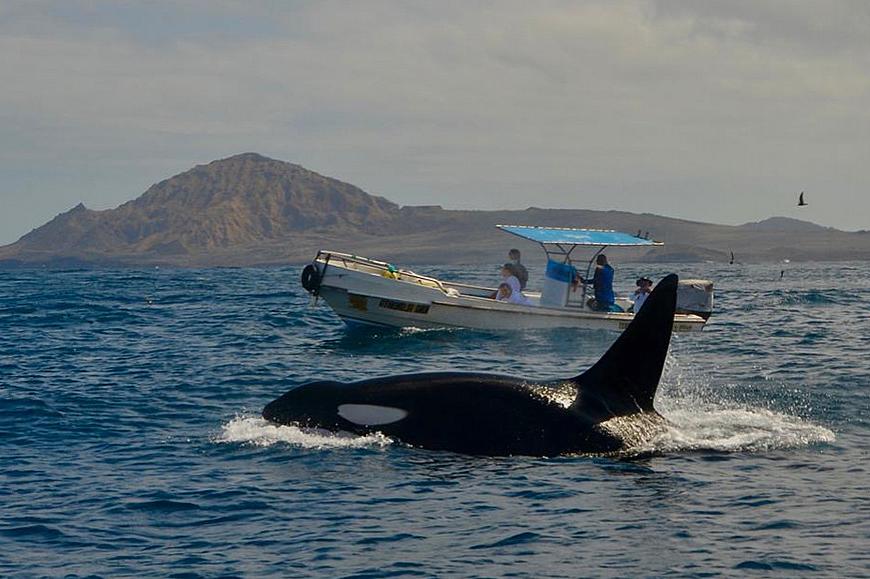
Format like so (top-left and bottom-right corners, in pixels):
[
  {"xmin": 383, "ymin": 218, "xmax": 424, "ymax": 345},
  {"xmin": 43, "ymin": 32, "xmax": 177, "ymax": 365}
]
[
  {"xmin": 508, "ymin": 249, "xmax": 529, "ymax": 290},
  {"xmin": 491, "ymin": 264, "xmax": 519, "ymax": 297},
  {"xmin": 579, "ymin": 254, "xmax": 616, "ymax": 311},
  {"xmin": 494, "ymin": 265, "xmax": 532, "ymax": 305},
  {"xmin": 632, "ymin": 277, "xmax": 653, "ymax": 313},
  {"xmin": 495, "ymin": 282, "xmax": 513, "ymax": 302}
]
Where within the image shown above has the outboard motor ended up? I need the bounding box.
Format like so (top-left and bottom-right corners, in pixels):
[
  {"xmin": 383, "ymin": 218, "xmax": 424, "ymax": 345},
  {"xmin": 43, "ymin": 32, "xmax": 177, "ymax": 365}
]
[{"xmin": 676, "ymin": 279, "xmax": 713, "ymax": 320}]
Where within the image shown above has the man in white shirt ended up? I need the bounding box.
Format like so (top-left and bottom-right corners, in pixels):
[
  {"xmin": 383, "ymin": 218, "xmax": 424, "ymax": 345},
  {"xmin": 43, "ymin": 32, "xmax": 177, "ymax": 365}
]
[
  {"xmin": 632, "ymin": 277, "xmax": 653, "ymax": 312},
  {"xmin": 497, "ymin": 264, "xmax": 532, "ymax": 305}
]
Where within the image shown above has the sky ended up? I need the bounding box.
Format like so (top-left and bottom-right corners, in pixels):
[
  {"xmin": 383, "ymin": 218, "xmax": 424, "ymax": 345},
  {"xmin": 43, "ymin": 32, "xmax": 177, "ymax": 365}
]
[{"xmin": 1, "ymin": 1, "xmax": 869, "ymax": 244}]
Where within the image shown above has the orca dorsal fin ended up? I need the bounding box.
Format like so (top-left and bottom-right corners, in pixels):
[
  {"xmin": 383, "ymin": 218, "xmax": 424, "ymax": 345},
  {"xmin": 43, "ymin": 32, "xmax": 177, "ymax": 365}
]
[{"xmin": 570, "ymin": 274, "xmax": 678, "ymax": 420}]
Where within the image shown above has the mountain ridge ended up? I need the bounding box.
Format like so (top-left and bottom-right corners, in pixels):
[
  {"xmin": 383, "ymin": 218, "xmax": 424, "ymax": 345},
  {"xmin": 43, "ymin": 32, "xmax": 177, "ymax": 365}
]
[
  {"xmin": 2, "ymin": 153, "xmax": 868, "ymax": 267},
  {"xmin": 738, "ymin": 216, "xmax": 832, "ymax": 232}
]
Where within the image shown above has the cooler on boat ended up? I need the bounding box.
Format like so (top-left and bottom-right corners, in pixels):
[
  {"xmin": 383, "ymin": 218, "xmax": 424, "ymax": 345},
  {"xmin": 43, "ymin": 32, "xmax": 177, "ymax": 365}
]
[{"xmin": 540, "ymin": 260, "xmax": 576, "ymax": 308}]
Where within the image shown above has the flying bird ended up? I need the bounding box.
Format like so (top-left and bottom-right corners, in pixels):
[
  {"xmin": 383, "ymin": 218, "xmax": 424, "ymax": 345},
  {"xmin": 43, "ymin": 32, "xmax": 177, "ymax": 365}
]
[{"xmin": 798, "ymin": 192, "xmax": 808, "ymax": 206}]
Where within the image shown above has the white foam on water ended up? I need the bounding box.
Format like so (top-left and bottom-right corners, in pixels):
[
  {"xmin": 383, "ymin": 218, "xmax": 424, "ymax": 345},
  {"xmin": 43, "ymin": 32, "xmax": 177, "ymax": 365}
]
[
  {"xmin": 643, "ymin": 406, "xmax": 836, "ymax": 454},
  {"xmin": 398, "ymin": 326, "xmax": 441, "ymax": 335},
  {"xmin": 216, "ymin": 416, "xmax": 393, "ymax": 450},
  {"xmin": 639, "ymin": 351, "xmax": 837, "ymax": 454}
]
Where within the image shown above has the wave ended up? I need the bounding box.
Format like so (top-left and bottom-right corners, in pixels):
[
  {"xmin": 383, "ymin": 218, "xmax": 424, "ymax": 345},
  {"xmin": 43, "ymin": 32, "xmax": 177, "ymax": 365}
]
[
  {"xmin": 216, "ymin": 416, "xmax": 392, "ymax": 450},
  {"xmin": 647, "ymin": 353, "xmax": 837, "ymax": 454},
  {"xmin": 734, "ymin": 288, "xmax": 844, "ymax": 312},
  {"xmin": 643, "ymin": 406, "xmax": 835, "ymax": 454},
  {"xmin": 778, "ymin": 289, "xmax": 840, "ymax": 306}
]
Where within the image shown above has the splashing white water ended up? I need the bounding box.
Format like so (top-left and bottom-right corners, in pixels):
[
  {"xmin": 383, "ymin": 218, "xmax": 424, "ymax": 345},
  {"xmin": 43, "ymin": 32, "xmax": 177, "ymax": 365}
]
[
  {"xmin": 217, "ymin": 416, "xmax": 392, "ymax": 450},
  {"xmin": 643, "ymin": 406, "xmax": 836, "ymax": 454},
  {"xmin": 642, "ymin": 351, "xmax": 837, "ymax": 454}
]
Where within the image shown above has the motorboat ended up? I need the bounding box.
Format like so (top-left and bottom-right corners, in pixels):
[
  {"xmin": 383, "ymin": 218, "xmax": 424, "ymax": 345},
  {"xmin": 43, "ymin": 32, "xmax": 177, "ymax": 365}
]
[{"xmin": 299, "ymin": 225, "xmax": 713, "ymax": 332}]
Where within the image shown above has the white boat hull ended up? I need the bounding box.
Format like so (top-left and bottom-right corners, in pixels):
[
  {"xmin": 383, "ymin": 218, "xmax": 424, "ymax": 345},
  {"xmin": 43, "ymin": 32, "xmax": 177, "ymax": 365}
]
[{"xmin": 305, "ymin": 252, "xmax": 708, "ymax": 332}]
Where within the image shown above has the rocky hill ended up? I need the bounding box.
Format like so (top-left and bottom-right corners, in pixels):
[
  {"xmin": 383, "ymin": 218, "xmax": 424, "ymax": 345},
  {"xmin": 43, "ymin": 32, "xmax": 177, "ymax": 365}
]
[
  {"xmin": 738, "ymin": 216, "xmax": 833, "ymax": 233},
  {"xmin": 1, "ymin": 153, "xmax": 868, "ymax": 267}
]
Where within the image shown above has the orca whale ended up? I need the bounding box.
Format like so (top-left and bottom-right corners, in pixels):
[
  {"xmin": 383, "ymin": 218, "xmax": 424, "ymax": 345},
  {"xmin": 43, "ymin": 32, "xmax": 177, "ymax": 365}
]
[{"xmin": 263, "ymin": 274, "xmax": 679, "ymax": 456}]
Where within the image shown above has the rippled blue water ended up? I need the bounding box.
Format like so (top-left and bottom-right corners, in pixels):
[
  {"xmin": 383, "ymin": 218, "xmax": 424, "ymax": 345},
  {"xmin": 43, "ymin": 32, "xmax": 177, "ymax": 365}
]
[{"xmin": 1, "ymin": 262, "xmax": 867, "ymax": 577}]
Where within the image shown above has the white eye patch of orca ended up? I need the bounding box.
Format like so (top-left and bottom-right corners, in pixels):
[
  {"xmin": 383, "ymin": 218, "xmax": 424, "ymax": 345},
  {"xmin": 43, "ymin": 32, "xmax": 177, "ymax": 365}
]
[{"xmin": 337, "ymin": 404, "xmax": 408, "ymax": 426}]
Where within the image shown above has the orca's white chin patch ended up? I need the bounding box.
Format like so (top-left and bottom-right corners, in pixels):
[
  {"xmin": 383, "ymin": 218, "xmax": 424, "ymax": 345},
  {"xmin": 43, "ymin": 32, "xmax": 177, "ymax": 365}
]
[{"xmin": 337, "ymin": 404, "xmax": 408, "ymax": 426}]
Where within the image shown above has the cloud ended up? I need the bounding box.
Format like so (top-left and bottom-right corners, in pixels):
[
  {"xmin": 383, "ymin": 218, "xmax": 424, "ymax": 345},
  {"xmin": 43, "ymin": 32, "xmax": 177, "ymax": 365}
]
[{"xmin": 1, "ymin": 1, "xmax": 869, "ymax": 243}]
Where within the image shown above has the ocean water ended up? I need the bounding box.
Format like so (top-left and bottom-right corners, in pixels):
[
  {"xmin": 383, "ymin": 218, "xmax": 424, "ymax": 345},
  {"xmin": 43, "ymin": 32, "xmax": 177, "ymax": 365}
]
[{"xmin": 0, "ymin": 262, "xmax": 867, "ymax": 578}]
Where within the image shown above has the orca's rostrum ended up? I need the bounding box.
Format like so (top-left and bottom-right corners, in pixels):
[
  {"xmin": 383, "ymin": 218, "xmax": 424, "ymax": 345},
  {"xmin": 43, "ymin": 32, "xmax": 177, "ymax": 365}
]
[{"xmin": 263, "ymin": 274, "xmax": 680, "ymax": 456}]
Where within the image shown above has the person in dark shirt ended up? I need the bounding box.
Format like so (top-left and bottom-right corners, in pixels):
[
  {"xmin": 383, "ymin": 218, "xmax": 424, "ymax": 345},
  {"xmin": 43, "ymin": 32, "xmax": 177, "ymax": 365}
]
[
  {"xmin": 580, "ymin": 254, "xmax": 615, "ymax": 311},
  {"xmin": 508, "ymin": 249, "xmax": 529, "ymax": 290}
]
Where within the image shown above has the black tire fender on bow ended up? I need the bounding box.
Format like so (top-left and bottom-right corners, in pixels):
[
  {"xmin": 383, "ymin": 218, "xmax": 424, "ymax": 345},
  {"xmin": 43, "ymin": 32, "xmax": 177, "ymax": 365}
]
[{"xmin": 300, "ymin": 264, "xmax": 322, "ymax": 294}]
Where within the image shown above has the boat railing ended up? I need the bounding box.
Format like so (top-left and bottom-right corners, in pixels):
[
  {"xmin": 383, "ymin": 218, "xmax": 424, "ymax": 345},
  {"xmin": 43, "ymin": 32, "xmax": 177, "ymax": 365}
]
[
  {"xmin": 441, "ymin": 280, "xmax": 497, "ymax": 297},
  {"xmin": 315, "ymin": 250, "xmax": 452, "ymax": 293}
]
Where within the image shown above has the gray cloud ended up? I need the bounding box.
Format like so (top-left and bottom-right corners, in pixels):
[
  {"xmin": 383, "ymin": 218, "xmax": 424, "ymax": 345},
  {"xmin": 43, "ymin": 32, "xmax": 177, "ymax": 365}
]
[{"xmin": 1, "ymin": 1, "xmax": 869, "ymax": 244}]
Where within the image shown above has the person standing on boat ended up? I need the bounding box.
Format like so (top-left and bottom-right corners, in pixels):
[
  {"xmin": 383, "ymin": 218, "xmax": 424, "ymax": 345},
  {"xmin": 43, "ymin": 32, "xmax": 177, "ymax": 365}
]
[
  {"xmin": 580, "ymin": 254, "xmax": 615, "ymax": 311},
  {"xmin": 508, "ymin": 249, "xmax": 529, "ymax": 290}
]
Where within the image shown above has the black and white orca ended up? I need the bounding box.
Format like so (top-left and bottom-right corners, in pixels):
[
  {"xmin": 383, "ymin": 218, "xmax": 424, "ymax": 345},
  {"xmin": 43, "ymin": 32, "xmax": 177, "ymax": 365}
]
[{"xmin": 263, "ymin": 274, "xmax": 680, "ymax": 456}]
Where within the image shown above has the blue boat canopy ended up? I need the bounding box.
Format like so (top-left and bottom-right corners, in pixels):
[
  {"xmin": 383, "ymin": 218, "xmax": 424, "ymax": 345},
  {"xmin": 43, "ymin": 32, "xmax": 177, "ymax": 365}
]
[{"xmin": 497, "ymin": 225, "xmax": 662, "ymax": 247}]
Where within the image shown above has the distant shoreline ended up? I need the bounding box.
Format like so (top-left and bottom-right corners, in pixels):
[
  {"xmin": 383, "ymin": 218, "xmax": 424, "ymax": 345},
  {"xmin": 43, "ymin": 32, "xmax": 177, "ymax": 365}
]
[{"xmin": 3, "ymin": 154, "xmax": 868, "ymax": 267}]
